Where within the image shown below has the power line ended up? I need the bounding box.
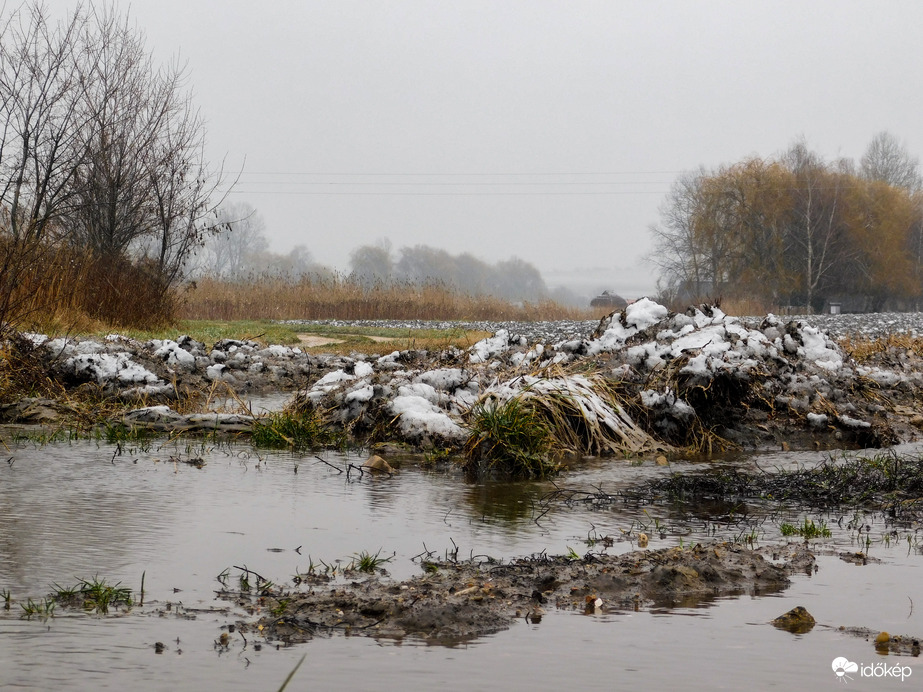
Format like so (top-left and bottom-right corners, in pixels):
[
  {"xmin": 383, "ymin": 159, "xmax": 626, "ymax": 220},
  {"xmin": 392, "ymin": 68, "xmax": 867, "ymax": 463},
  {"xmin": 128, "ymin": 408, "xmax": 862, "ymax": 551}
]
[
  {"xmin": 235, "ymin": 170, "xmax": 682, "ymax": 177},
  {"xmin": 224, "ymin": 189, "xmax": 669, "ymax": 196},
  {"xmin": 230, "ymin": 181, "xmax": 673, "ymax": 187}
]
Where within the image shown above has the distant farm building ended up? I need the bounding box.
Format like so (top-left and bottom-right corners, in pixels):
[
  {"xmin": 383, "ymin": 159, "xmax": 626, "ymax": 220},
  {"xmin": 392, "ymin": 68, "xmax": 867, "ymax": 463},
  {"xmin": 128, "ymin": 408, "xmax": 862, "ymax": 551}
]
[{"xmin": 590, "ymin": 290, "xmax": 628, "ymax": 309}]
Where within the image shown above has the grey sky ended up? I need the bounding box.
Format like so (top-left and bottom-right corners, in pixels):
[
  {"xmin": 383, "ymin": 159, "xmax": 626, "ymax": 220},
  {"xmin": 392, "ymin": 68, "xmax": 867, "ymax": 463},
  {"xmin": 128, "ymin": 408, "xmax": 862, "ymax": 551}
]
[{"xmin": 55, "ymin": 1, "xmax": 923, "ymax": 296}]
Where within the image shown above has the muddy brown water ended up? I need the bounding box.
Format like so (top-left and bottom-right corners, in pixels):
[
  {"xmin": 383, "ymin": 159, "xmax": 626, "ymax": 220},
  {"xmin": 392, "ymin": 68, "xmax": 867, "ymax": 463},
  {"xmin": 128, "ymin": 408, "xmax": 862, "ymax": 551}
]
[{"xmin": 1, "ymin": 439, "xmax": 922, "ymax": 690}]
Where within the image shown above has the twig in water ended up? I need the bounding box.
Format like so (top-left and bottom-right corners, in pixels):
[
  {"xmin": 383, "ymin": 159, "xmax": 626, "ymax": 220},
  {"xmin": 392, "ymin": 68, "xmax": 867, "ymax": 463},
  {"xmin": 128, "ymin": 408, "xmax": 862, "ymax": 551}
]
[
  {"xmin": 233, "ymin": 565, "xmax": 269, "ymax": 584},
  {"xmin": 346, "ymin": 463, "xmax": 365, "ymax": 480},
  {"xmin": 277, "ymin": 654, "xmax": 306, "ymax": 692},
  {"xmin": 909, "ymin": 596, "xmax": 914, "ymax": 619},
  {"xmin": 6, "ymin": 457, "xmax": 13, "ymax": 468},
  {"xmin": 313, "ymin": 455, "xmax": 343, "ymax": 474}
]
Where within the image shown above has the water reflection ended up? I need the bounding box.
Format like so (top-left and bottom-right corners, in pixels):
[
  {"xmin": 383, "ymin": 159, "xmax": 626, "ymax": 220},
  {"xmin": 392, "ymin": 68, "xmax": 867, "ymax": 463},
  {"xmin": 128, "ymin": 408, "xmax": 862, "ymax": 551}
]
[
  {"xmin": 2, "ymin": 440, "xmax": 923, "ymax": 691},
  {"xmin": 463, "ymin": 479, "xmax": 548, "ymax": 525},
  {"xmin": 0, "ymin": 442, "xmax": 183, "ymax": 595}
]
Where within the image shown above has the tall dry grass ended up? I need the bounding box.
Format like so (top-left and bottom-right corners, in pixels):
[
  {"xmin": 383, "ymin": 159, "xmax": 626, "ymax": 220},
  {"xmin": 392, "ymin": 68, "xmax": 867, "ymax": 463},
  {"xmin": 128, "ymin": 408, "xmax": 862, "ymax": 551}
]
[
  {"xmin": 0, "ymin": 236, "xmax": 174, "ymax": 334},
  {"xmin": 179, "ymin": 275, "xmax": 594, "ymax": 322}
]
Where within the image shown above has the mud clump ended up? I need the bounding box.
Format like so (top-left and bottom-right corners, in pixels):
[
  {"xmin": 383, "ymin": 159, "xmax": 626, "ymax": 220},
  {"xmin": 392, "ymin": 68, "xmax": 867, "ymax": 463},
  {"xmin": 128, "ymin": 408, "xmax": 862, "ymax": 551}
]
[
  {"xmin": 772, "ymin": 605, "xmax": 816, "ymax": 634},
  {"xmin": 839, "ymin": 627, "xmax": 923, "ymax": 656},
  {"xmin": 242, "ymin": 541, "xmax": 813, "ymax": 645}
]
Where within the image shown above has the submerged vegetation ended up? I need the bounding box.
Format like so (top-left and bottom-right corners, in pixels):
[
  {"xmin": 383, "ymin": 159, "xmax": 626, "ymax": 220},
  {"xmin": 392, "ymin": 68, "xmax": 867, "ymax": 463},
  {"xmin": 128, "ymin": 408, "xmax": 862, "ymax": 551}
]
[
  {"xmin": 51, "ymin": 577, "xmax": 133, "ymax": 614},
  {"xmin": 779, "ymin": 518, "xmax": 832, "ymax": 539},
  {"xmin": 12, "ymin": 576, "xmax": 133, "ymax": 619},
  {"xmin": 644, "ymin": 451, "xmax": 923, "ymax": 516},
  {"xmin": 251, "ymin": 409, "xmax": 343, "ymax": 451},
  {"xmin": 347, "ymin": 549, "xmax": 394, "ymax": 574}
]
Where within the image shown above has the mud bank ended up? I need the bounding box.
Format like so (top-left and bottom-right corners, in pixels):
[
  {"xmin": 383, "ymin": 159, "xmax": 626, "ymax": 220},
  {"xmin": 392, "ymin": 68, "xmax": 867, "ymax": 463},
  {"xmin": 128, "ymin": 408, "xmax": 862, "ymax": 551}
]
[{"xmin": 234, "ymin": 541, "xmax": 814, "ymax": 645}]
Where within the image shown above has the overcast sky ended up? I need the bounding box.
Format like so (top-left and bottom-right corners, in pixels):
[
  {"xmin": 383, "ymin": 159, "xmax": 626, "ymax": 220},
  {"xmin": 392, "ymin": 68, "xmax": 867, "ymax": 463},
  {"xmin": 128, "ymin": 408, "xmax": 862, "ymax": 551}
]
[{"xmin": 50, "ymin": 1, "xmax": 923, "ymax": 296}]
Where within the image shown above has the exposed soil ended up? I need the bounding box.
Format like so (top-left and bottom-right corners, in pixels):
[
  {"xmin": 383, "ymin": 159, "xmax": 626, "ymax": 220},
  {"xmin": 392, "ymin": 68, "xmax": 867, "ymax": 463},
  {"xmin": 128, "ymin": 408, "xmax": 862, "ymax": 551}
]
[{"xmin": 230, "ymin": 541, "xmax": 815, "ymax": 645}]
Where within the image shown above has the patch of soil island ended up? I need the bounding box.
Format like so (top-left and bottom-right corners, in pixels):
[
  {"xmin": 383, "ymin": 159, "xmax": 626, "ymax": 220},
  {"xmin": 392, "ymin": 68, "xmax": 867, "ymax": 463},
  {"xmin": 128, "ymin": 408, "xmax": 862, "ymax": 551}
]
[{"xmin": 237, "ymin": 541, "xmax": 814, "ymax": 645}]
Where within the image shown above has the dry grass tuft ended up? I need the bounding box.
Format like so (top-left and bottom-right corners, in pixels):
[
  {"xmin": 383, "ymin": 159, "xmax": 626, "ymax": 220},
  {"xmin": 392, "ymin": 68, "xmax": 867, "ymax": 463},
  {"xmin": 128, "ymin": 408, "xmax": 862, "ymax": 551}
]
[{"xmin": 465, "ymin": 367, "xmax": 664, "ymax": 477}]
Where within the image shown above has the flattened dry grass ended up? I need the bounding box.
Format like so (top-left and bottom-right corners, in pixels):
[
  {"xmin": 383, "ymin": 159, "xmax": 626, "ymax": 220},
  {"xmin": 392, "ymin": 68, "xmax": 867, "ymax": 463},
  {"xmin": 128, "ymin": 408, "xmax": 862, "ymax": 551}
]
[
  {"xmin": 839, "ymin": 333, "xmax": 923, "ymax": 362},
  {"xmin": 464, "ymin": 371, "xmax": 664, "ymax": 478},
  {"xmin": 180, "ymin": 275, "xmax": 590, "ymax": 322}
]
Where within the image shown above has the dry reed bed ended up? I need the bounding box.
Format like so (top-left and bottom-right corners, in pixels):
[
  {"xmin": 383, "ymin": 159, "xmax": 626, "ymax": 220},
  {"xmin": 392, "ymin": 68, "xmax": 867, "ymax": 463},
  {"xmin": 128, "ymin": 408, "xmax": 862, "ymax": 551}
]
[
  {"xmin": 0, "ymin": 237, "xmax": 174, "ymax": 333},
  {"xmin": 180, "ymin": 276, "xmax": 592, "ymax": 322}
]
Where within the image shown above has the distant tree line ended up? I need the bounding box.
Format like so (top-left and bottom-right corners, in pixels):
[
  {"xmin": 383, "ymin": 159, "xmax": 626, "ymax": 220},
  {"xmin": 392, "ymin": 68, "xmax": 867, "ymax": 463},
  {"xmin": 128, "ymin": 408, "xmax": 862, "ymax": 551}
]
[
  {"xmin": 0, "ymin": 2, "xmax": 223, "ymax": 326},
  {"xmin": 649, "ymin": 133, "xmax": 923, "ymax": 312},
  {"xmin": 190, "ymin": 201, "xmax": 329, "ymax": 281},
  {"xmin": 195, "ymin": 222, "xmax": 554, "ymax": 303},
  {"xmin": 348, "ymin": 241, "xmax": 550, "ymax": 302}
]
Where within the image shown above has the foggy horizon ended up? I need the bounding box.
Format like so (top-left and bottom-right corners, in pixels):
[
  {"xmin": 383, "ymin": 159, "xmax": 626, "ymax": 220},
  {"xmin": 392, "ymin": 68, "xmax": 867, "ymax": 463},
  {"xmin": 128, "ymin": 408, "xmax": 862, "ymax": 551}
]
[{"xmin": 44, "ymin": 0, "xmax": 923, "ymax": 298}]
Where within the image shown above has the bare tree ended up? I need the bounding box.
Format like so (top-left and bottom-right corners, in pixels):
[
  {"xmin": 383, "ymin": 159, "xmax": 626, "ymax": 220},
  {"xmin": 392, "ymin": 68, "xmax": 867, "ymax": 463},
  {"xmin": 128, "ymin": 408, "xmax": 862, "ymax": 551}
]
[
  {"xmin": 646, "ymin": 169, "xmax": 713, "ymax": 301},
  {"xmin": 0, "ymin": 4, "xmax": 88, "ymax": 241},
  {"xmin": 0, "ymin": 2, "xmax": 228, "ymax": 328},
  {"xmin": 349, "ymin": 239, "xmax": 393, "ymax": 286},
  {"xmin": 860, "ymin": 131, "xmax": 922, "ymax": 192},
  {"xmin": 191, "ymin": 201, "xmax": 268, "ymax": 278},
  {"xmin": 67, "ymin": 5, "xmax": 226, "ymax": 275},
  {"xmin": 781, "ymin": 140, "xmax": 848, "ymax": 312}
]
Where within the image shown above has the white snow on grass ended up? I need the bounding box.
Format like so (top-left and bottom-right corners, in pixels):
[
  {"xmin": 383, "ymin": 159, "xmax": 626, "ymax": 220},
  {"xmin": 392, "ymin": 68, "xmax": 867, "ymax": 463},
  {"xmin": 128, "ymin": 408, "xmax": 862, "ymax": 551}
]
[
  {"xmin": 313, "ymin": 369, "xmax": 355, "ymax": 388},
  {"xmin": 415, "ymin": 368, "xmax": 469, "ymax": 391},
  {"xmin": 354, "ymin": 361, "xmax": 374, "ymax": 378},
  {"xmin": 626, "ymin": 297, "xmax": 670, "ymax": 330},
  {"xmin": 807, "ymin": 412, "xmax": 829, "ymax": 428},
  {"xmin": 798, "ymin": 326, "xmax": 843, "ymax": 371},
  {"xmin": 388, "ymin": 394, "xmax": 465, "ymax": 442},
  {"xmin": 65, "ymin": 353, "xmax": 160, "ymax": 385},
  {"xmin": 151, "ymin": 340, "xmax": 196, "ymax": 369},
  {"xmin": 469, "ymin": 330, "xmax": 511, "ymax": 363},
  {"xmin": 345, "ymin": 384, "xmax": 375, "ymax": 403}
]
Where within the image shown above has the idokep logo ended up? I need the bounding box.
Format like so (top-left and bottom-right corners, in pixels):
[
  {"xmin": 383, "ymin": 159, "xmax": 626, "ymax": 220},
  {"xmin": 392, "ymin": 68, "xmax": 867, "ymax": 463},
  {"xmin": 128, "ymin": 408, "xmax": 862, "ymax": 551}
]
[
  {"xmin": 832, "ymin": 658, "xmax": 859, "ymax": 682},
  {"xmin": 832, "ymin": 657, "xmax": 912, "ymax": 683}
]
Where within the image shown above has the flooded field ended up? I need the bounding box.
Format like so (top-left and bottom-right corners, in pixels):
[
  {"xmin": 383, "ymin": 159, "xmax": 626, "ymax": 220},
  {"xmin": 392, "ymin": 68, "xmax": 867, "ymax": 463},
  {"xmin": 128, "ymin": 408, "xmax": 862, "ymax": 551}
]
[{"xmin": 1, "ymin": 438, "xmax": 922, "ymax": 690}]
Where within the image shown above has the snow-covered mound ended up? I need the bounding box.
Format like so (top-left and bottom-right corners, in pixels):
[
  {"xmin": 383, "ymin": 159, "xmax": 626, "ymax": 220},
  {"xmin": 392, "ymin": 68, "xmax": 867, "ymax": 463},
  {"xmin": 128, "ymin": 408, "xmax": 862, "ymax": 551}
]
[
  {"xmin": 11, "ymin": 300, "xmax": 919, "ymax": 452},
  {"xmin": 292, "ymin": 300, "xmax": 908, "ymax": 451}
]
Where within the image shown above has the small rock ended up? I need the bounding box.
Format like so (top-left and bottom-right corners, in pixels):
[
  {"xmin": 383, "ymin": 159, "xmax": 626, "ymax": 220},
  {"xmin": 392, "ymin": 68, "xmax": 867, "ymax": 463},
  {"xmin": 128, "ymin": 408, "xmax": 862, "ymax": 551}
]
[
  {"xmin": 362, "ymin": 455, "xmax": 394, "ymax": 474},
  {"xmin": 655, "ymin": 455, "xmax": 669, "ymax": 466},
  {"xmin": 772, "ymin": 605, "xmax": 816, "ymax": 634}
]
